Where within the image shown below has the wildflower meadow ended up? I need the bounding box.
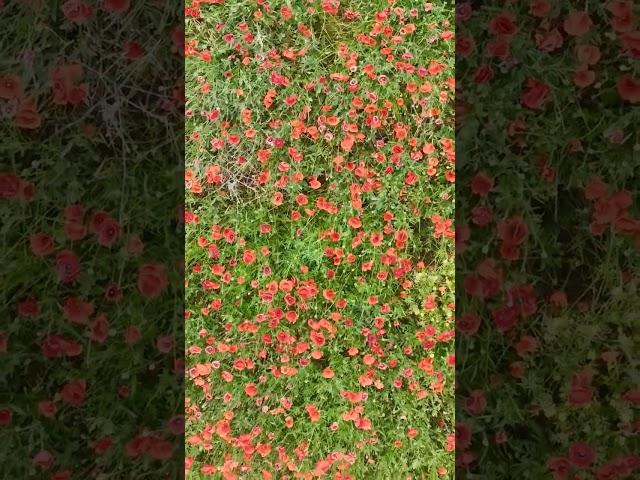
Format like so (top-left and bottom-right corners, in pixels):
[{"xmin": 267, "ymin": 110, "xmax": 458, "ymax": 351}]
[
  {"xmin": 6, "ymin": 1, "xmax": 637, "ymax": 479},
  {"xmin": 184, "ymin": 1, "xmax": 455, "ymax": 478},
  {"xmin": 456, "ymin": 1, "xmax": 640, "ymax": 478},
  {"xmin": 1, "ymin": 0, "xmax": 184, "ymax": 478}
]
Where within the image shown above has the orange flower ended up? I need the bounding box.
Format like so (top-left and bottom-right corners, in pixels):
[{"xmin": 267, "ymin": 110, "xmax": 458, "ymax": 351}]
[
  {"xmin": 354, "ymin": 416, "xmax": 372, "ymax": 430},
  {"xmin": 321, "ymin": 367, "xmax": 334, "ymax": 379},
  {"xmin": 305, "ymin": 404, "xmax": 320, "ymax": 422},
  {"xmin": 263, "ymin": 89, "xmax": 277, "ymax": 108},
  {"xmin": 244, "ymin": 383, "xmax": 257, "ymax": 397},
  {"xmin": 242, "ymin": 249, "xmax": 256, "ymax": 264},
  {"xmin": 272, "ymin": 191, "xmax": 283, "ymax": 206}
]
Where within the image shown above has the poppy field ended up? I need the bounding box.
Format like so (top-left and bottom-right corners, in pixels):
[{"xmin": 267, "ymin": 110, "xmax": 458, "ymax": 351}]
[
  {"xmin": 1, "ymin": 0, "xmax": 183, "ymax": 478},
  {"xmin": 184, "ymin": 0, "xmax": 455, "ymax": 478},
  {"xmin": 456, "ymin": 1, "xmax": 640, "ymax": 479},
  {"xmin": 4, "ymin": 0, "xmax": 640, "ymax": 479}
]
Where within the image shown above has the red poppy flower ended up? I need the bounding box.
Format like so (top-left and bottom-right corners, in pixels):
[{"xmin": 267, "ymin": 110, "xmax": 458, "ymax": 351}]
[
  {"xmin": 618, "ymin": 74, "xmax": 640, "ymax": 103},
  {"xmin": 55, "ymin": 250, "xmax": 80, "ymax": 284},
  {"xmin": 137, "ymin": 263, "xmax": 169, "ymax": 298},
  {"xmin": 60, "ymin": 379, "xmax": 87, "ymax": 407},
  {"xmin": 564, "ymin": 10, "xmax": 593, "ymax": 36}
]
